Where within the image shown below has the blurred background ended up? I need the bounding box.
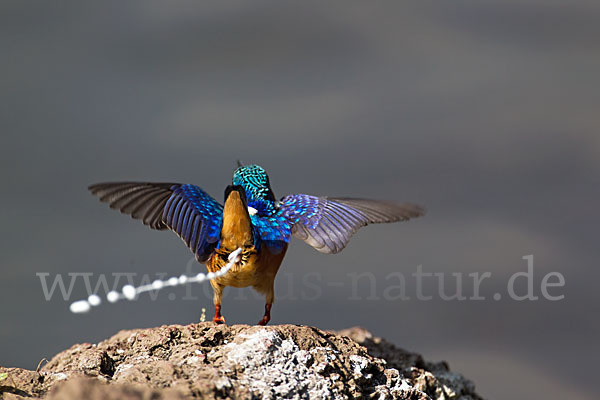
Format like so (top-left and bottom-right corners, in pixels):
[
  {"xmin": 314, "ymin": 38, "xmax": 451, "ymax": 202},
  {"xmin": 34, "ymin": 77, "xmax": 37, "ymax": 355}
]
[{"xmin": 1, "ymin": 1, "xmax": 598, "ymax": 399}]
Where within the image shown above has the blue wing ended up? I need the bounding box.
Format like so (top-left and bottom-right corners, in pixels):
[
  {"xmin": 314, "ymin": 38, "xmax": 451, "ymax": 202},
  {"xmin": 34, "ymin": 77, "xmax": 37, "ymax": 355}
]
[
  {"xmin": 163, "ymin": 185, "xmax": 223, "ymax": 262},
  {"xmin": 275, "ymin": 194, "xmax": 425, "ymax": 254},
  {"xmin": 89, "ymin": 182, "xmax": 223, "ymax": 262}
]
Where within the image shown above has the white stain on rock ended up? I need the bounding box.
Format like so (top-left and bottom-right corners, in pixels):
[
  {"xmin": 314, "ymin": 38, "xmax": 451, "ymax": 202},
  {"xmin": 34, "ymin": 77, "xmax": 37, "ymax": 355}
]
[{"xmin": 225, "ymin": 330, "xmax": 341, "ymax": 400}]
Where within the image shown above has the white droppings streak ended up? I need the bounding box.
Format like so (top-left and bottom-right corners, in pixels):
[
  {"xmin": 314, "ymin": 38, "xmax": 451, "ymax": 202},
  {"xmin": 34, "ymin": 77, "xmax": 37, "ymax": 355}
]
[
  {"xmin": 87, "ymin": 294, "xmax": 101, "ymax": 307},
  {"xmin": 122, "ymin": 285, "xmax": 136, "ymax": 300},
  {"xmin": 69, "ymin": 300, "xmax": 90, "ymax": 314},
  {"xmin": 69, "ymin": 247, "xmax": 243, "ymax": 313},
  {"xmin": 106, "ymin": 291, "xmax": 120, "ymax": 303},
  {"xmin": 151, "ymin": 280, "xmax": 163, "ymax": 290}
]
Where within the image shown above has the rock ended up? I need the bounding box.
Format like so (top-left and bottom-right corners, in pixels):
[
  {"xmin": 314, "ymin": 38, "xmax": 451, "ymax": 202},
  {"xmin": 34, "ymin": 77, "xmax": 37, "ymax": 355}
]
[
  {"xmin": 0, "ymin": 323, "xmax": 483, "ymax": 400},
  {"xmin": 337, "ymin": 327, "xmax": 481, "ymax": 400}
]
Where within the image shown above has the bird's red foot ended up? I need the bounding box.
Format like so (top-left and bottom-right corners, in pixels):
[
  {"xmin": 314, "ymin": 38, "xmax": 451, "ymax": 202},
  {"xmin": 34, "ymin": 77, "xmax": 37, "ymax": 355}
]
[
  {"xmin": 257, "ymin": 303, "xmax": 272, "ymax": 326},
  {"xmin": 213, "ymin": 304, "xmax": 226, "ymax": 324}
]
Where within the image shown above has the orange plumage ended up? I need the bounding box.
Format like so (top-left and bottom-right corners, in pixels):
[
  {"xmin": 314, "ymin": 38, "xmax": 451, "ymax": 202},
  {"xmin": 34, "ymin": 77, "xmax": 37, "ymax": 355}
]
[{"xmin": 206, "ymin": 189, "xmax": 287, "ymax": 325}]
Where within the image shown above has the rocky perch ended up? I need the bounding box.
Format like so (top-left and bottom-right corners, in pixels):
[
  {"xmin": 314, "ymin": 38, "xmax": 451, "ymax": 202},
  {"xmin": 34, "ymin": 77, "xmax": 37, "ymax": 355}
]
[{"xmin": 0, "ymin": 324, "xmax": 482, "ymax": 400}]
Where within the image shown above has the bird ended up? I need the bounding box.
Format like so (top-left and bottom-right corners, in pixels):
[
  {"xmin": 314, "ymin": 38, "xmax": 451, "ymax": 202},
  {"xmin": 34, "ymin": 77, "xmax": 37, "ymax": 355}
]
[{"xmin": 88, "ymin": 164, "xmax": 424, "ymax": 325}]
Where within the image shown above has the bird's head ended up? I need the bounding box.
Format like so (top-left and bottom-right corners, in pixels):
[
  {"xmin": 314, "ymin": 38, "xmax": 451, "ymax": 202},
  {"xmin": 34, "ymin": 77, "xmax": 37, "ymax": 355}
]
[{"xmin": 232, "ymin": 164, "xmax": 276, "ymax": 204}]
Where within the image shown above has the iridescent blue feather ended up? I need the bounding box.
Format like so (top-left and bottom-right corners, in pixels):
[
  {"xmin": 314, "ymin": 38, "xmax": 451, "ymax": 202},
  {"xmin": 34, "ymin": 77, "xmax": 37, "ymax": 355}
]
[
  {"xmin": 245, "ymin": 192, "xmax": 424, "ymax": 254},
  {"xmin": 233, "ymin": 165, "xmax": 278, "ymax": 215},
  {"xmin": 88, "ymin": 182, "xmax": 223, "ymax": 263},
  {"xmin": 163, "ymin": 184, "xmax": 223, "ymax": 261},
  {"xmin": 89, "ymin": 165, "xmax": 424, "ymax": 262}
]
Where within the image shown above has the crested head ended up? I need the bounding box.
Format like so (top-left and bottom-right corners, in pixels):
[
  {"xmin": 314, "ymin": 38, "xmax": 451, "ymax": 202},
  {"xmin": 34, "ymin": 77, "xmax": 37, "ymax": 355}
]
[{"xmin": 232, "ymin": 164, "xmax": 276, "ymax": 203}]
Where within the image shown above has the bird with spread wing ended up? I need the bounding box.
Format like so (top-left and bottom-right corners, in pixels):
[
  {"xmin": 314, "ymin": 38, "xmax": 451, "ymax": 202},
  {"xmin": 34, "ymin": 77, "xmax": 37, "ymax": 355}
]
[{"xmin": 88, "ymin": 164, "xmax": 424, "ymax": 325}]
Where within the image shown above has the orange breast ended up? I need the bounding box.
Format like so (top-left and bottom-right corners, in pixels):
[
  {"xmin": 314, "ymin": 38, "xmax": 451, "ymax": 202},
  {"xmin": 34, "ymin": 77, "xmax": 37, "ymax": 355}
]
[{"xmin": 206, "ymin": 188, "xmax": 288, "ymax": 292}]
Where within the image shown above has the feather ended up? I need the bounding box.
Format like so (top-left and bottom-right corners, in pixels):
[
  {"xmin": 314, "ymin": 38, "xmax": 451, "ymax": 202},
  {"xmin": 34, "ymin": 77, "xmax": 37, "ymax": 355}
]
[
  {"xmin": 278, "ymin": 194, "xmax": 424, "ymax": 254},
  {"xmin": 89, "ymin": 182, "xmax": 223, "ymax": 262}
]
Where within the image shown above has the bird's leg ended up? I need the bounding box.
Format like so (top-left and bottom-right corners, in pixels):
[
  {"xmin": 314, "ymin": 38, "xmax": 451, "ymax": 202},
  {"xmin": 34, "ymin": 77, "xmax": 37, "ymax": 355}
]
[
  {"xmin": 257, "ymin": 286, "xmax": 275, "ymax": 326},
  {"xmin": 211, "ymin": 282, "xmax": 226, "ymax": 324},
  {"xmin": 213, "ymin": 304, "xmax": 225, "ymax": 324},
  {"xmin": 257, "ymin": 303, "xmax": 272, "ymax": 326}
]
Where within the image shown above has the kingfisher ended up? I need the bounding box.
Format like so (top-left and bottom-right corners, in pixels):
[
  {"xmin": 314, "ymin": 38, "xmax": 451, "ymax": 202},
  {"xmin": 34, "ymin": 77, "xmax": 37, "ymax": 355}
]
[{"xmin": 89, "ymin": 164, "xmax": 424, "ymax": 325}]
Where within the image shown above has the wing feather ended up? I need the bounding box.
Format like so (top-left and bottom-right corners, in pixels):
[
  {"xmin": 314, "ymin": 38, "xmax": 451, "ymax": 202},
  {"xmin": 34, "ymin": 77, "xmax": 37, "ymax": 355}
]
[
  {"xmin": 89, "ymin": 182, "xmax": 175, "ymax": 229},
  {"xmin": 89, "ymin": 182, "xmax": 223, "ymax": 262},
  {"xmin": 280, "ymin": 194, "xmax": 424, "ymax": 254}
]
